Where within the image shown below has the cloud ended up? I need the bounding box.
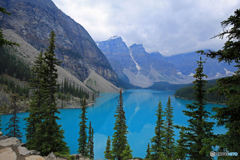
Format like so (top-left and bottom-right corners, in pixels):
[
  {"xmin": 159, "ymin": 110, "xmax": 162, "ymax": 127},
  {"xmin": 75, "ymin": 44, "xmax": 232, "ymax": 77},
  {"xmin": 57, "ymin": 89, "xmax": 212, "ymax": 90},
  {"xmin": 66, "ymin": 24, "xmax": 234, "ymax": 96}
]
[{"xmin": 52, "ymin": 0, "xmax": 240, "ymax": 56}]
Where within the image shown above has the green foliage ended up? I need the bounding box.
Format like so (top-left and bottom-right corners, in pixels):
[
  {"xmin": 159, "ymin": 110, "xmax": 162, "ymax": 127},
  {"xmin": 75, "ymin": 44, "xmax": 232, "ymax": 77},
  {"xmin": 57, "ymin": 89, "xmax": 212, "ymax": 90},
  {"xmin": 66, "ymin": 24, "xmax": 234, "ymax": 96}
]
[
  {"xmin": 0, "ymin": 48, "xmax": 32, "ymax": 81},
  {"xmin": 5, "ymin": 95, "xmax": 22, "ymax": 141},
  {"xmin": 112, "ymin": 89, "xmax": 129, "ymax": 160},
  {"xmin": 104, "ymin": 136, "xmax": 113, "ymax": 160},
  {"xmin": 120, "ymin": 143, "xmax": 133, "ymax": 160},
  {"xmin": 87, "ymin": 121, "xmax": 94, "ymax": 159},
  {"xmin": 150, "ymin": 100, "xmax": 166, "ymax": 160},
  {"xmin": 182, "ymin": 56, "xmax": 215, "ymax": 160},
  {"xmin": 175, "ymin": 81, "xmax": 226, "ymax": 103},
  {"xmin": 164, "ymin": 97, "xmax": 175, "ymax": 159},
  {"xmin": 54, "ymin": 152, "xmax": 76, "ymax": 160},
  {"xmin": 78, "ymin": 98, "xmax": 88, "ymax": 156},
  {"xmin": 198, "ymin": 8, "xmax": 240, "ymax": 157},
  {"xmin": 145, "ymin": 142, "xmax": 151, "ymax": 159},
  {"xmin": 175, "ymin": 126, "xmax": 188, "ymax": 160},
  {"xmin": 25, "ymin": 31, "xmax": 69, "ymax": 156}
]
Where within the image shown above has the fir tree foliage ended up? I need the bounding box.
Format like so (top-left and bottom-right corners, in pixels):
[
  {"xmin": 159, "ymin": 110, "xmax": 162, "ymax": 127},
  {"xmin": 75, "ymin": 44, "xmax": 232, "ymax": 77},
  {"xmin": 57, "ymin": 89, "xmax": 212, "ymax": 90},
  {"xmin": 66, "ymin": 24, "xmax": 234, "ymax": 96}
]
[
  {"xmin": 120, "ymin": 143, "xmax": 133, "ymax": 160},
  {"xmin": 145, "ymin": 142, "xmax": 151, "ymax": 159},
  {"xmin": 164, "ymin": 96, "xmax": 175, "ymax": 159},
  {"xmin": 150, "ymin": 100, "xmax": 166, "ymax": 160},
  {"xmin": 112, "ymin": 88, "xmax": 129, "ymax": 160},
  {"xmin": 175, "ymin": 125, "xmax": 188, "ymax": 160},
  {"xmin": 78, "ymin": 98, "xmax": 88, "ymax": 157},
  {"xmin": 198, "ymin": 8, "xmax": 240, "ymax": 156},
  {"xmin": 182, "ymin": 56, "xmax": 215, "ymax": 160},
  {"xmin": 87, "ymin": 121, "xmax": 94, "ymax": 159},
  {"xmin": 104, "ymin": 136, "xmax": 113, "ymax": 160},
  {"xmin": 5, "ymin": 95, "xmax": 22, "ymax": 141},
  {"xmin": 25, "ymin": 31, "xmax": 69, "ymax": 156}
]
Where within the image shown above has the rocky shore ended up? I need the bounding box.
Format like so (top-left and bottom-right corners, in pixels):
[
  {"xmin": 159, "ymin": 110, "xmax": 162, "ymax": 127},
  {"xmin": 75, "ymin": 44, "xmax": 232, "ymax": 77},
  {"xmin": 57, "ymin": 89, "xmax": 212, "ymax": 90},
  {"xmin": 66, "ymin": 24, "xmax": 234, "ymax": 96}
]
[{"xmin": 0, "ymin": 131, "xmax": 90, "ymax": 160}]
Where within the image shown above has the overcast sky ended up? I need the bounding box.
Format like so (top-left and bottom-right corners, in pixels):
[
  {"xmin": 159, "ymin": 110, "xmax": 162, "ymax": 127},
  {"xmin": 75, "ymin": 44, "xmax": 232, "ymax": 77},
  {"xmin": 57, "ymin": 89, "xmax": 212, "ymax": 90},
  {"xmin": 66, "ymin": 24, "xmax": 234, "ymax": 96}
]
[{"xmin": 52, "ymin": 0, "xmax": 240, "ymax": 56}]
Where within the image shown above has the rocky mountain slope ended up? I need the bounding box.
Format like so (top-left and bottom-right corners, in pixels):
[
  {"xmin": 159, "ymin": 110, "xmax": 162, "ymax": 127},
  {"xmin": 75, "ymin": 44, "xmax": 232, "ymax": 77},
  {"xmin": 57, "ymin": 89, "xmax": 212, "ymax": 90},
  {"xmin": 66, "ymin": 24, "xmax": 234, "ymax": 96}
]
[
  {"xmin": 0, "ymin": 0, "xmax": 119, "ymax": 87},
  {"xmin": 97, "ymin": 36, "xmax": 236, "ymax": 88},
  {"xmin": 97, "ymin": 36, "xmax": 194, "ymax": 88}
]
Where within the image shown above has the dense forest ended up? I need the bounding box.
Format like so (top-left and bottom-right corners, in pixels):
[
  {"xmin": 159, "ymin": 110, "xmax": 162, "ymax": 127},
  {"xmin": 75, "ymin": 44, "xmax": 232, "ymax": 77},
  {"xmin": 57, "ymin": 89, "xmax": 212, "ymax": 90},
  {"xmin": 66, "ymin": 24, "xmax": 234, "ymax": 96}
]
[{"xmin": 174, "ymin": 80, "xmax": 226, "ymax": 103}]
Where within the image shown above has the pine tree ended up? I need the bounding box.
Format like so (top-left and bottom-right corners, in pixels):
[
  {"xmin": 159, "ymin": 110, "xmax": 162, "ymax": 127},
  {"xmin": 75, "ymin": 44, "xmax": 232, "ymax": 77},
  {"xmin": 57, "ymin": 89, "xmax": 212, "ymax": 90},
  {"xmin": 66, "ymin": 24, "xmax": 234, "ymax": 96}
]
[
  {"xmin": 175, "ymin": 126, "xmax": 188, "ymax": 160},
  {"xmin": 78, "ymin": 98, "xmax": 88, "ymax": 157},
  {"xmin": 198, "ymin": 8, "xmax": 240, "ymax": 155},
  {"xmin": 28, "ymin": 31, "xmax": 69, "ymax": 156},
  {"xmin": 164, "ymin": 96, "xmax": 175, "ymax": 159},
  {"xmin": 25, "ymin": 51, "xmax": 45, "ymax": 150},
  {"xmin": 120, "ymin": 143, "xmax": 133, "ymax": 160},
  {"xmin": 5, "ymin": 95, "xmax": 22, "ymax": 141},
  {"xmin": 145, "ymin": 142, "xmax": 151, "ymax": 159},
  {"xmin": 104, "ymin": 136, "xmax": 113, "ymax": 160},
  {"xmin": 88, "ymin": 121, "xmax": 94, "ymax": 159},
  {"xmin": 150, "ymin": 100, "xmax": 166, "ymax": 160},
  {"xmin": 112, "ymin": 88, "xmax": 129, "ymax": 160},
  {"xmin": 182, "ymin": 56, "xmax": 215, "ymax": 160}
]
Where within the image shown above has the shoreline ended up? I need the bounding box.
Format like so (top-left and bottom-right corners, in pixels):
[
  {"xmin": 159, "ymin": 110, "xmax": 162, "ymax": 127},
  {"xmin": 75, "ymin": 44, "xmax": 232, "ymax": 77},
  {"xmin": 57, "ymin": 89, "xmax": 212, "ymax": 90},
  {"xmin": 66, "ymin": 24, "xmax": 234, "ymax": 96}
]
[{"xmin": 174, "ymin": 95, "xmax": 226, "ymax": 105}]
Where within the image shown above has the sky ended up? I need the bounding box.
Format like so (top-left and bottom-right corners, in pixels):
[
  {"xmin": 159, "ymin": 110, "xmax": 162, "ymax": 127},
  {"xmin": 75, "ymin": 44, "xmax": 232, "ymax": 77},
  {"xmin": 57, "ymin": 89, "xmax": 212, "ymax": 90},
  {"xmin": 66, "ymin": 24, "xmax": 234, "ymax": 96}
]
[{"xmin": 52, "ymin": 0, "xmax": 240, "ymax": 56}]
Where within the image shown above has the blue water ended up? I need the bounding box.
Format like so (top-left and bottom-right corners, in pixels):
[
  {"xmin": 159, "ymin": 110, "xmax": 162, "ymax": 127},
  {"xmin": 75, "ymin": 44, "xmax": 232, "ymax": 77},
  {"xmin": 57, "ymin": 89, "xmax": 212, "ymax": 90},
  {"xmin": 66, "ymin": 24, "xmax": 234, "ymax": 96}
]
[{"xmin": 1, "ymin": 89, "xmax": 226, "ymax": 159}]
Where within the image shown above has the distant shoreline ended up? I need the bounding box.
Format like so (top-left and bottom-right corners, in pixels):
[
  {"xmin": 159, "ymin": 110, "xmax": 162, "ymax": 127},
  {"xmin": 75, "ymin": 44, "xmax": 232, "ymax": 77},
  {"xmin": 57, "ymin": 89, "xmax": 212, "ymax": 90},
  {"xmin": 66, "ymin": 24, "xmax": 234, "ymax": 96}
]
[{"xmin": 174, "ymin": 95, "xmax": 226, "ymax": 105}]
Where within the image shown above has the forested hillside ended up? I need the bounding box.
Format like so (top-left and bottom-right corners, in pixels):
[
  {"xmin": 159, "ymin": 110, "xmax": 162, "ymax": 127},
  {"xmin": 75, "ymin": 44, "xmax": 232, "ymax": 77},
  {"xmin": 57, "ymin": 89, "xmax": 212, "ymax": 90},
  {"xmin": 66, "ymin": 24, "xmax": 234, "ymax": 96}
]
[{"xmin": 174, "ymin": 79, "xmax": 226, "ymax": 103}]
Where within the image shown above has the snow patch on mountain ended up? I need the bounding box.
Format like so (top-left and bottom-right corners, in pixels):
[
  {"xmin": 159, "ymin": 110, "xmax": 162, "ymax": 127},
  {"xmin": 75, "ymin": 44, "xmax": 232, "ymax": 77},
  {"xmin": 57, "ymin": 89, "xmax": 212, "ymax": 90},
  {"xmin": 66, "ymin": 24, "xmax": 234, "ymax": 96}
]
[
  {"xmin": 224, "ymin": 68, "xmax": 235, "ymax": 75},
  {"xmin": 108, "ymin": 35, "xmax": 120, "ymax": 40},
  {"xmin": 130, "ymin": 52, "xmax": 141, "ymax": 71}
]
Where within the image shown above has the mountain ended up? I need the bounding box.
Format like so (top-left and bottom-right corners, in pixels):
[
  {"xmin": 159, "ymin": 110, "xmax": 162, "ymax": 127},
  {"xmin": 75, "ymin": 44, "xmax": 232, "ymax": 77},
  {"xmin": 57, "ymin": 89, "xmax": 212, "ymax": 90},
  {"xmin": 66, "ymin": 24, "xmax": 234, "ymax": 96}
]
[
  {"xmin": 97, "ymin": 36, "xmax": 236, "ymax": 88},
  {"xmin": 97, "ymin": 37, "xmax": 194, "ymax": 88},
  {"xmin": 164, "ymin": 51, "xmax": 236, "ymax": 78},
  {"xmin": 0, "ymin": 0, "xmax": 119, "ymax": 88}
]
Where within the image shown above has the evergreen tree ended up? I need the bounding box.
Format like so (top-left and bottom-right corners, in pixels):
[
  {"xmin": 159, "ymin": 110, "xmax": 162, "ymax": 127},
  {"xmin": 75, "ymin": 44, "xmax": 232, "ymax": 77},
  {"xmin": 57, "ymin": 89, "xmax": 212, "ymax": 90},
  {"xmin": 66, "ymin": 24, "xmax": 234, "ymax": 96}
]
[
  {"xmin": 25, "ymin": 51, "xmax": 45, "ymax": 150},
  {"xmin": 28, "ymin": 31, "xmax": 69, "ymax": 156},
  {"xmin": 198, "ymin": 8, "xmax": 240, "ymax": 155},
  {"xmin": 112, "ymin": 88, "xmax": 129, "ymax": 160},
  {"xmin": 5, "ymin": 95, "xmax": 22, "ymax": 141},
  {"xmin": 88, "ymin": 121, "xmax": 94, "ymax": 159},
  {"xmin": 120, "ymin": 143, "xmax": 133, "ymax": 160},
  {"xmin": 78, "ymin": 98, "xmax": 88, "ymax": 157},
  {"xmin": 104, "ymin": 136, "xmax": 113, "ymax": 160},
  {"xmin": 150, "ymin": 100, "xmax": 166, "ymax": 160},
  {"xmin": 164, "ymin": 96, "xmax": 175, "ymax": 159},
  {"xmin": 175, "ymin": 126, "xmax": 188, "ymax": 160},
  {"xmin": 145, "ymin": 142, "xmax": 151, "ymax": 159},
  {"xmin": 182, "ymin": 56, "xmax": 215, "ymax": 159}
]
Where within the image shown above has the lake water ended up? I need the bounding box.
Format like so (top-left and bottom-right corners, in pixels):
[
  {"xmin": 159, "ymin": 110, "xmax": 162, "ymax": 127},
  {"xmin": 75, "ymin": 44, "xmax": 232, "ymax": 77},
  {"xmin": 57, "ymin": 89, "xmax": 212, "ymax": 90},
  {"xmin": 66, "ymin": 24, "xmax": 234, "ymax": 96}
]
[{"xmin": 1, "ymin": 89, "xmax": 226, "ymax": 159}]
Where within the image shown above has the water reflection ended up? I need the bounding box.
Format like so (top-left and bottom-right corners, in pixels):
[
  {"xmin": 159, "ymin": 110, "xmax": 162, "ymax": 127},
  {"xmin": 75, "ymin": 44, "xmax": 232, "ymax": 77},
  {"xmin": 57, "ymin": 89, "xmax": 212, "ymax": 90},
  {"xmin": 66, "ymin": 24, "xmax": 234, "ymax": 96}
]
[{"xmin": 1, "ymin": 89, "xmax": 227, "ymax": 159}]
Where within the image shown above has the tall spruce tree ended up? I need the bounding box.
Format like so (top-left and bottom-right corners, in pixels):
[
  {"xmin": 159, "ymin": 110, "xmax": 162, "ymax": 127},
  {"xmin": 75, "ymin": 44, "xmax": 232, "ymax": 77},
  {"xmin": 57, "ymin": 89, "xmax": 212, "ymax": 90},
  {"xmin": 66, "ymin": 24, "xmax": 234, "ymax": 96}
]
[
  {"xmin": 182, "ymin": 56, "xmax": 215, "ymax": 160},
  {"xmin": 5, "ymin": 95, "xmax": 22, "ymax": 141},
  {"xmin": 30, "ymin": 31, "xmax": 69, "ymax": 156},
  {"xmin": 112, "ymin": 88, "xmax": 129, "ymax": 160},
  {"xmin": 87, "ymin": 121, "xmax": 94, "ymax": 159},
  {"xmin": 25, "ymin": 51, "xmax": 46, "ymax": 150},
  {"xmin": 164, "ymin": 96, "xmax": 175, "ymax": 159},
  {"xmin": 104, "ymin": 136, "xmax": 113, "ymax": 160},
  {"xmin": 175, "ymin": 126, "xmax": 188, "ymax": 160},
  {"xmin": 150, "ymin": 100, "xmax": 166, "ymax": 159},
  {"xmin": 78, "ymin": 98, "xmax": 88, "ymax": 157},
  {"xmin": 198, "ymin": 8, "xmax": 240, "ymax": 156},
  {"xmin": 145, "ymin": 142, "xmax": 151, "ymax": 159},
  {"xmin": 120, "ymin": 143, "xmax": 133, "ymax": 160}
]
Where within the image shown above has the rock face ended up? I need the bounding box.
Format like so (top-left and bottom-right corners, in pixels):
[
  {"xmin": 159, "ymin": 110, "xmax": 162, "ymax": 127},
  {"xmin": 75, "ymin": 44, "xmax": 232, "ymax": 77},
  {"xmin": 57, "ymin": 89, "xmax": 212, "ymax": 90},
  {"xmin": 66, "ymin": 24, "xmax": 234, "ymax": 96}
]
[
  {"xmin": 98, "ymin": 36, "xmax": 237, "ymax": 88},
  {"xmin": 0, "ymin": 0, "xmax": 119, "ymax": 87},
  {"xmin": 98, "ymin": 37, "xmax": 185, "ymax": 88}
]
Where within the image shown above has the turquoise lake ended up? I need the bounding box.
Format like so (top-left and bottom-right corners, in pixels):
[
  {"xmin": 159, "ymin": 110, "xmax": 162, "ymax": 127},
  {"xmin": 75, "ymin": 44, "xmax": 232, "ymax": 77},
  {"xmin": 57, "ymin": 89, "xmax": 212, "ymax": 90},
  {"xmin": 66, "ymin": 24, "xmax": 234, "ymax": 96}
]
[{"xmin": 1, "ymin": 89, "xmax": 226, "ymax": 159}]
